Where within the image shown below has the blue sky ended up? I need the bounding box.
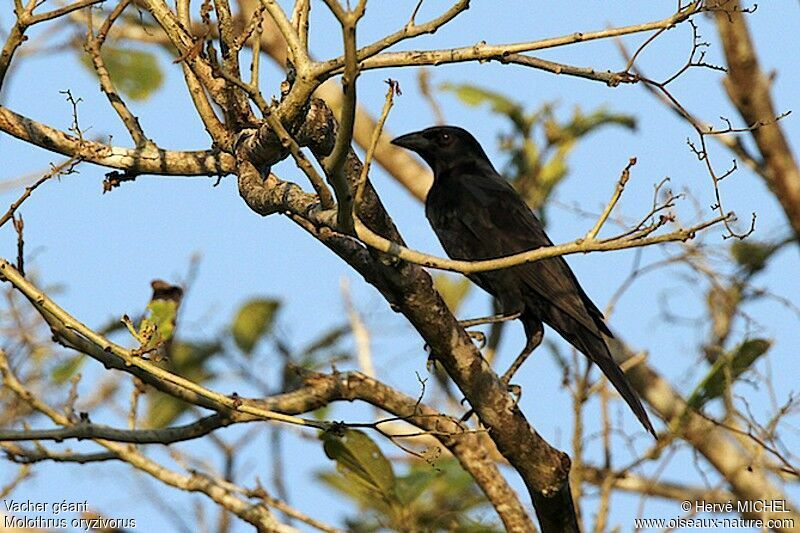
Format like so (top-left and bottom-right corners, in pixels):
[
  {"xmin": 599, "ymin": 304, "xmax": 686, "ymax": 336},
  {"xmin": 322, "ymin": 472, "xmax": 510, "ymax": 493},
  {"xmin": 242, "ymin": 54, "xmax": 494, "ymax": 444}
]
[{"xmin": 1, "ymin": 1, "xmax": 798, "ymax": 531}]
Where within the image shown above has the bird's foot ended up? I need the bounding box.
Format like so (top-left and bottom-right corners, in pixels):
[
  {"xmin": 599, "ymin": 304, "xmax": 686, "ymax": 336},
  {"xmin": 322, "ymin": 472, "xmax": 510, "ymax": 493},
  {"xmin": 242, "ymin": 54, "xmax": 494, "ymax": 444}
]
[
  {"xmin": 499, "ymin": 368, "xmax": 523, "ymax": 409},
  {"xmin": 459, "ymin": 396, "xmax": 476, "ymax": 422},
  {"xmin": 466, "ymin": 330, "xmax": 486, "ymax": 349},
  {"xmin": 457, "ymin": 311, "xmax": 521, "ymax": 329},
  {"xmin": 504, "ymin": 382, "xmax": 522, "ymax": 410},
  {"xmin": 460, "ymin": 379, "xmax": 522, "ymax": 421}
]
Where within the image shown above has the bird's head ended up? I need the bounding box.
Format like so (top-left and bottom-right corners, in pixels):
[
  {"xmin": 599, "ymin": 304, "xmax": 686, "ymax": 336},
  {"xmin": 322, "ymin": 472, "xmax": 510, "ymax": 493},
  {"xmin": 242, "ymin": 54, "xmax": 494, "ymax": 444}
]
[{"xmin": 391, "ymin": 126, "xmax": 492, "ymax": 177}]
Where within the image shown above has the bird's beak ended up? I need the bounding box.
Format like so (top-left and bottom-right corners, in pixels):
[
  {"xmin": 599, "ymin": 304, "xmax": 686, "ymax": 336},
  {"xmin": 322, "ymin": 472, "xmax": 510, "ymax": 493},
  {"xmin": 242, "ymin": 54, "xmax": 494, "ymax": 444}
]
[{"xmin": 390, "ymin": 131, "xmax": 429, "ymax": 154}]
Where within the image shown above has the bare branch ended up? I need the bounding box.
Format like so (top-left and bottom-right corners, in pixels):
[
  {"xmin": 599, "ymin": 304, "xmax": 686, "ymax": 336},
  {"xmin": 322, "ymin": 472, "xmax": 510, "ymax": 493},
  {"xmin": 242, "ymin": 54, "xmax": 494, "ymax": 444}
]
[
  {"xmin": 1, "ymin": 0, "xmax": 107, "ymax": 90},
  {"xmin": 0, "ymin": 258, "xmax": 325, "ymax": 431},
  {"xmin": 355, "ymin": 79, "xmax": 398, "ymax": 209},
  {"xmin": 344, "ymin": 0, "xmax": 470, "ymax": 64},
  {"xmin": 0, "ymin": 350, "xmax": 294, "ymax": 531},
  {"xmin": 138, "ymin": 0, "xmax": 228, "ymax": 110},
  {"xmin": 618, "ymin": 341, "xmax": 800, "ymax": 529},
  {"xmin": 0, "ymin": 106, "xmax": 234, "ymax": 176},
  {"xmin": 84, "ymin": 7, "xmax": 151, "ymax": 147},
  {"xmin": 319, "ymin": 2, "xmax": 703, "ymax": 74},
  {"xmin": 578, "ymin": 465, "xmax": 737, "ymax": 505},
  {"xmin": 0, "ymin": 158, "xmax": 80, "ymax": 229},
  {"xmin": 321, "ymin": 0, "xmax": 367, "ymax": 234},
  {"xmin": 260, "ymin": 0, "xmax": 308, "ymax": 68},
  {"xmin": 352, "ymin": 210, "xmax": 730, "ymax": 275},
  {"xmin": 585, "ymin": 158, "xmax": 636, "ymax": 240},
  {"xmin": 5, "ymin": 446, "xmax": 120, "ymax": 464},
  {"xmin": 0, "ymin": 414, "xmax": 232, "ymax": 444},
  {"xmin": 290, "ymin": 0, "xmax": 311, "ymax": 51},
  {"xmin": 712, "ymin": 0, "xmax": 800, "ymax": 241}
]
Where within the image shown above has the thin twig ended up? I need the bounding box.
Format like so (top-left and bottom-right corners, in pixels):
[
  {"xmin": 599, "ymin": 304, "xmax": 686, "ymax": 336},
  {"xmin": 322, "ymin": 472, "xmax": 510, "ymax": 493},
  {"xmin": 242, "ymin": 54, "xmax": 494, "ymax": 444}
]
[
  {"xmin": 351, "ymin": 207, "xmax": 730, "ymax": 274},
  {"xmin": 0, "ymin": 414, "xmax": 233, "ymax": 444},
  {"xmin": 318, "ymin": 2, "xmax": 703, "ymax": 75},
  {"xmin": 354, "ymin": 79, "xmax": 398, "ymax": 210},
  {"xmin": 585, "ymin": 157, "xmax": 636, "ymax": 240},
  {"xmin": 85, "ymin": 8, "xmax": 151, "ymax": 147},
  {"xmin": 321, "ymin": 0, "xmax": 367, "ymax": 234},
  {"xmin": 0, "ymin": 158, "xmax": 80, "ymax": 229},
  {"xmin": 0, "ymin": 258, "xmax": 326, "ymax": 431},
  {"xmin": 260, "ymin": 0, "xmax": 308, "ymax": 67}
]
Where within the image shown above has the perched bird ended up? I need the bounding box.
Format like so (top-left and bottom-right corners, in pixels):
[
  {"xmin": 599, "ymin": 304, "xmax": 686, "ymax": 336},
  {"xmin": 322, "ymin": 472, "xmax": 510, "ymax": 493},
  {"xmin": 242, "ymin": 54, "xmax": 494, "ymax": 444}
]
[{"xmin": 391, "ymin": 125, "xmax": 656, "ymax": 437}]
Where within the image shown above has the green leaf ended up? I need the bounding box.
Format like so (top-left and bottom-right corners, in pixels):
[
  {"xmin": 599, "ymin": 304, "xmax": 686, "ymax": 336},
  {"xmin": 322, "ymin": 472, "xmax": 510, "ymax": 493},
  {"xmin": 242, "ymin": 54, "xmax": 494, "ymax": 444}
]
[
  {"xmin": 231, "ymin": 299, "xmax": 280, "ymax": 355},
  {"xmin": 312, "ymin": 404, "xmax": 333, "ymax": 421},
  {"xmin": 145, "ymin": 390, "xmax": 190, "ymax": 429},
  {"xmin": 395, "ymin": 468, "xmax": 437, "ymax": 506},
  {"xmin": 51, "ymin": 355, "xmax": 85, "ymax": 383},
  {"xmin": 317, "ymin": 471, "xmax": 372, "ymax": 506},
  {"xmin": 319, "ymin": 457, "xmax": 501, "ymax": 532},
  {"xmin": 686, "ymin": 339, "xmax": 772, "ymax": 409},
  {"xmin": 80, "ymin": 47, "xmax": 163, "ymax": 101},
  {"xmin": 138, "ymin": 298, "xmax": 179, "ymax": 350},
  {"xmin": 145, "ymin": 341, "xmax": 221, "ymax": 427},
  {"xmin": 538, "ymin": 144, "xmax": 571, "ymax": 191},
  {"xmin": 322, "ymin": 429, "xmax": 397, "ymax": 505},
  {"xmin": 168, "ymin": 341, "xmax": 222, "ymax": 371},
  {"xmin": 433, "ymin": 274, "xmax": 472, "ymax": 314},
  {"xmin": 146, "ymin": 300, "xmax": 178, "ymax": 340},
  {"xmin": 546, "ymin": 107, "xmax": 636, "ymax": 145},
  {"xmin": 731, "ymin": 240, "xmax": 774, "ymax": 274},
  {"xmin": 440, "ymin": 83, "xmax": 528, "ymax": 133}
]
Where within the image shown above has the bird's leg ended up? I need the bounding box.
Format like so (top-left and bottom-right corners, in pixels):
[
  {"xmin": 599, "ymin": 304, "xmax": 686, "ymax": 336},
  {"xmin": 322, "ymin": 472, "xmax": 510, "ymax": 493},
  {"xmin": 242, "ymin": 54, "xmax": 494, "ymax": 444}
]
[
  {"xmin": 500, "ymin": 325, "xmax": 544, "ymax": 388},
  {"xmin": 456, "ymin": 312, "xmax": 524, "ymax": 420},
  {"xmin": 458, "ymin": 312, "xmax": 519, "ymax": 349},
  {"xmin": 457, "ymin": 311, "xmax": 521, "ymax": 329}
]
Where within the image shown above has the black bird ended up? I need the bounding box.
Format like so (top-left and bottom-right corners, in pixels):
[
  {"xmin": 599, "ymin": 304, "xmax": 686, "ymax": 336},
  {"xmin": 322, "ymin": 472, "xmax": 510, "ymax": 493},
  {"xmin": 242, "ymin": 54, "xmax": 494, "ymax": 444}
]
[{"xmin": 391, "ymin": 125, "xmax": 656, "ymax": 437}]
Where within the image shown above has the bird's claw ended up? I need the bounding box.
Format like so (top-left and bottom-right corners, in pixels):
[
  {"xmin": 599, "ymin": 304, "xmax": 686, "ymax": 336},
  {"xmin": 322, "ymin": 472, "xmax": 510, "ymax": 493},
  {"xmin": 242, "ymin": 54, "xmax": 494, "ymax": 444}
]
[
  {"xmin": 460, "ymin": 380, "xmax": 521, "ymax": 420},
  {"xmin": 466, "ymin": 330, "xmax": 486, "ymax": 349},
  {"xmin": 458, "ymin": 396, "xmax": 476, "ymax": 422},
  {"xmin": 502, "ymin": 379, "xmax": 522, "ymax": 410}
]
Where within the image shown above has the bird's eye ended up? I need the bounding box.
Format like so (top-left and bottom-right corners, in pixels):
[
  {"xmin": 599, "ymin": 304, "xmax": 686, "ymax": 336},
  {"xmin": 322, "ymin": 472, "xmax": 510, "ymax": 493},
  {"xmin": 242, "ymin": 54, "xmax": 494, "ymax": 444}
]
[{"xmin": 439, "ymin": 132, "xmax": 452, "ymax": 144}]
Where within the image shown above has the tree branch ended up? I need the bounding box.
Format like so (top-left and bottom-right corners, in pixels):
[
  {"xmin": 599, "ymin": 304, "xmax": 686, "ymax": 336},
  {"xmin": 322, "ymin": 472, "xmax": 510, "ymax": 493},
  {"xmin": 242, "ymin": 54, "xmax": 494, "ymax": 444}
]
[
  {"xmin": 352, "ymin": 207, "xmax": 730, "ymax": 275},
  {"xmin": 84, "ymin": 6, "xmax": 151, "ymax": 148},
  {"xmin": 236, "ymin": 100, "xmax": 579, "ymax": 531},
  {"xmin": 321, "ymin": 0, "xmax": 366, "ymax": 234},
  {"xmin": 0, "ymin": 158, "xmax": 79, "ymax": 229},
  {"xmin": 0, "ymin": 106, "xmax": 235, "ymax": 176},
  {"xmin": 0, "ymin": 0, "xmax": 105, "ymax": 90},
  {"xmin": 260, "ymin": 0, "xmax": 308, "ymax": 68},
  {"xmin": 319, "ymin": 2, "xmax": 703, "ymax": 74},
  {"xmin": 711, "ymin": 0, "xmax": 800, "ymax": 241},
  {"xmin": 0, "ymin": 258, "xmax": 324, "ymax": 430},
  {"xmin": 613, "ymin": 339, "xmax": 800, "ymax": 530},
  {"xmin": 578, "ymin": 465, "xmax": 737, "ymax": 506},
  {"xmin": 252, "ymin": 369, "xmax": 537, "ymax": 532},
  {"xmin": 0, "ymin": 349, "xmax": 295, "ymax": 532},
  {"xmin": 0, "ymin": 414, "xmax": 232, "ymax": 444}
]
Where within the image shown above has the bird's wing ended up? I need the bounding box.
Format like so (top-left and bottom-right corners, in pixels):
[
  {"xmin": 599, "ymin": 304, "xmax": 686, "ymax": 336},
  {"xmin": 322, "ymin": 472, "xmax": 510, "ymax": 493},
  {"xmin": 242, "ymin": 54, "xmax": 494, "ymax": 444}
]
[{"xmin": 456, "ymin": 172, "xmax": 612, "ymax": 338}]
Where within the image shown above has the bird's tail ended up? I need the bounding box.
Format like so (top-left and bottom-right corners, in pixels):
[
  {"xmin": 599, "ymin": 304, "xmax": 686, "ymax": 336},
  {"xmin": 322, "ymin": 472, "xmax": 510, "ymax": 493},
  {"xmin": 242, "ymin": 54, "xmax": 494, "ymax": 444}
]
[{"xmin": 564, "ymin": 328, "xmax": 656, "ymax": 438}]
